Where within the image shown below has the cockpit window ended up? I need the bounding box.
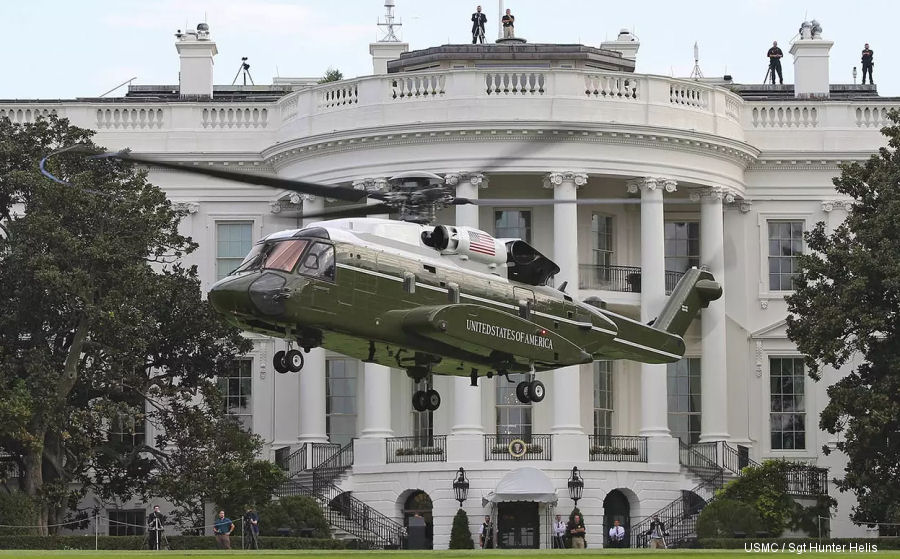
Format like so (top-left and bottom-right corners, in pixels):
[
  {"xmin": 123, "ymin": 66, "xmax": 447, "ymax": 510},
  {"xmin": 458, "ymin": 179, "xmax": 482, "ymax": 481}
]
[
  {"xmin": 232, "ymin": 243, "xmax": 266, "ymax": 274},
  {"xmin": 299, "ymin": 242, "xmax": 336, "ymax": 281},
  {"xmin": 264, "ymin": 240, "xmax": 310, "ymax": 272}
]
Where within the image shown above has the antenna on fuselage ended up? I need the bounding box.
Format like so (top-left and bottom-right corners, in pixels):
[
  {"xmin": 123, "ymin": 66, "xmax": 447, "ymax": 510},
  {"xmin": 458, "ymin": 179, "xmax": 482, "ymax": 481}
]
[{"xmin": 558, "ymin": 281, "xmax": 568, "ymax": 293}]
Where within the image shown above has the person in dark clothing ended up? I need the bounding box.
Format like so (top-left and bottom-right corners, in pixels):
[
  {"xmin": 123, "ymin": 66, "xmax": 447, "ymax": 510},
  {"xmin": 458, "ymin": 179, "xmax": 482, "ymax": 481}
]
[
  {"xmin": 568, "ymin": 514, "xmax": 587, "ymax": 549},
  {"xmin": 645, "ymin": 515, "xmax": 668, "ymax": 549},
  {"xmin": 501, "ymin": 9, "xmax": 515, "ymax": 39},
  {"xmin": 861, "ymin": 43, "xmax": 874, "ymax": 85},
  {"xmin": 767, "ymin": 41, "xmax": 784, "ymax": 84},
  {"xmin": 480, "ymin": 515, "xmax": 494, "ymax": 548},
  {"xmin": 147, "ymin": 506, "xmax": 165, "ymax": 550},
  {"xmin": 244, "ymin": 506, "xmax": 260, "ymax": 550},
  {"xmin": 471, "ymin": 6, "xmax": 487, "ymax": 44}
]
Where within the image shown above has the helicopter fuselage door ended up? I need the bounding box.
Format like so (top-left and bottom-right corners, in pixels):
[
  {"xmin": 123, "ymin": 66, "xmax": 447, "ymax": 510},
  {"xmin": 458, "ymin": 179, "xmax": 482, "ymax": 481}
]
[{"xmin": 298, "ymin": 242, "xmax": 337, "ymax": 312}]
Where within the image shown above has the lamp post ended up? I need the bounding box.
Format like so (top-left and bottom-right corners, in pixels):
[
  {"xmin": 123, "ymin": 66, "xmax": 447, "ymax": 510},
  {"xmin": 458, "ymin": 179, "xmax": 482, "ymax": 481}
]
[
  {"xmin": 453, "ymin": 467, "xmax": 470, "ymax": 507},
  {"xmin": 567, "ymin": 466, "xmax": 584, "ymax": 506}
]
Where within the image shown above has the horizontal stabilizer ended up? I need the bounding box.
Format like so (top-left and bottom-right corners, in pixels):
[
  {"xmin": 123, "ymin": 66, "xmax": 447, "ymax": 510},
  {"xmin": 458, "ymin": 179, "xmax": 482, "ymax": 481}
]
[{"xmin": 653, "ymin": 268, "xmax": 723, "ymax": 337}]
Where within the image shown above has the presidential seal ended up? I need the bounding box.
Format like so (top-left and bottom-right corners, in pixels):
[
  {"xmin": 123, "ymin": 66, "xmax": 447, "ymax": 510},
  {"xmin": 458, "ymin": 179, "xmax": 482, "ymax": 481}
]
[{"xmin": 508, "ymin": 438, "xmax": 528, "ymax": 458}]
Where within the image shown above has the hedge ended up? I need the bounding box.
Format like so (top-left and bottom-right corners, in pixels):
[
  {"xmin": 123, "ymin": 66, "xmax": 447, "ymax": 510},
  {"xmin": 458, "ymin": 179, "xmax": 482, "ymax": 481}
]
[
  {"xmin": 699, "ymin": 538, "xmax": 900, "ymax": 550},
  {"xmin": 0, "ymin": 535, "xmax": 346, "ymax": 550}
]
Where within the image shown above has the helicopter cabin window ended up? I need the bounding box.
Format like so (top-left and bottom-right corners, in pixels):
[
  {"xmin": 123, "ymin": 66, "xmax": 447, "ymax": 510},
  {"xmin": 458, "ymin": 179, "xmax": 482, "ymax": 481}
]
[
  {"xmin": 494, "ymin": 209, "xmax": 532, "ymax": 242},
  {"xmin": 263, "ymin": 239, "xmax": 310, "ymax": 273},
  {"xmin": 299, "ymin": 242, "xmax": 336, "ymax": 282},
  {"xmin": 216, "ymin": 221, "xmax": 254, "ymax": 280}
]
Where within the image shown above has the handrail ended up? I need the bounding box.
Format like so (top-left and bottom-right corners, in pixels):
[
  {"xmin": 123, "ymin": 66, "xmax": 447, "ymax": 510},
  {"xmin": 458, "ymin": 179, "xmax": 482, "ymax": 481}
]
[
  {"xmin": 315, "ymin": 441, "xmax": 354, "ymax": 485},
  {"xmin": 588, "ymin": 435, "xmax": 648, "ymax": 462},
  {"xmin": 578, "ymin": 264, "xmax": 685, "ymax": 294},
  {"xmin": 386, "ymin": 435, "xmax": 447, "ymax": 464},
  {"xmin": 281, "ymin": 443, "xmax": 307, "ymax": 476},
  {"xmin": 679, "ymin": 440, "xmax": 725, "ymax": 485}
]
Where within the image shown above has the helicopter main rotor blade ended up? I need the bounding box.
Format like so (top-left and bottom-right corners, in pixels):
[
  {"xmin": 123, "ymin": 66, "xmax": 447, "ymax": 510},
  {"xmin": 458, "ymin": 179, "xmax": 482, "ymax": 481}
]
[
  {"xmin": 90, "ymin": 151, "xmax": 369, "ymax": 203},
  {"xmin": 290, "ymin": 202, "xmax": 393, "ymax": 221},
  {"xmin": 455, "ymin": 198, "xmax": 697, "ymax": 206}
]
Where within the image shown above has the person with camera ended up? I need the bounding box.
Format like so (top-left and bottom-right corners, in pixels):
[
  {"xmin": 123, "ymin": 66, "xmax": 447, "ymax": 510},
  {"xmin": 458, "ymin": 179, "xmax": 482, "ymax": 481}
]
[
  {"xmin": 767, "ymin": 41, "xmax": 784, "ymax": 84},
  {"xmin": 214, "ymin": 510, "xmax": 235, "ymax": 550},
  {"xmin": 645, "ymin": 514, "xmax": 667, "ymax": 549},
  {"xmin": 147, "ymin": 505, "xmax": 165, "ymax": 550},
  {"xmin": 861, "ymin": 43, "xmax": 874, "ymax": 85},
  {"xmin": 244, "ymin": 506, "xmax": 260, "ymax": 550},
  {"xmin": 471, "ymin": 6, "xmax": 487, "ymax": 44}
]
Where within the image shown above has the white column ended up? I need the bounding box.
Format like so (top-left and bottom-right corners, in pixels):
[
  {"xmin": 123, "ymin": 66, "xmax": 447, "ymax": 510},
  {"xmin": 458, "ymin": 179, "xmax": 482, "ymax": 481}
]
[
  {"xmin": 544, "ymin": 172, "xmax": 587, "ymax": 438},
  {"xmin": 298, "ymin": 194, "xmax": 328, "ymax": 445},
  {"xmin": 353, "ymin": 178, "xmax": 394, "ymax": 441},
  {"xmin": 446, "ymin": 172, "xmax": 487, "ymax": 439},
  {"xmin": 628, "ymin": 177, "xmax": 676, "ymax": 438},
  {"xmin": 697, "ymin": 187, "xmax": 730, "ymax": 442}
]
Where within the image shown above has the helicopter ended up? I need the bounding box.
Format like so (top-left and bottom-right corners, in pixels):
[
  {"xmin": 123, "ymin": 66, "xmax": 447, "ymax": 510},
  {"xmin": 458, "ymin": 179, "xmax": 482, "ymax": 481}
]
[{"xmin": 41, "ymin": 148, "xmax": 722, "ymax": 412}]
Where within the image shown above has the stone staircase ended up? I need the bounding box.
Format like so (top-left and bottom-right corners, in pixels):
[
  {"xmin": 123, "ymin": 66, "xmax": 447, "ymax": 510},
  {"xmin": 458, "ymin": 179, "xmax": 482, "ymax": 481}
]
[{"xmin": 276, "ymin": 441, "xmax": 406, "ymax": 550}]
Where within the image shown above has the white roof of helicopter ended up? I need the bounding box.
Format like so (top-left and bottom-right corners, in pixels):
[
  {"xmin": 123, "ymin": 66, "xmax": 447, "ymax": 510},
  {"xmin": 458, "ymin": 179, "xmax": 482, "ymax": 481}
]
[{"xmin": 263, "ymin": 218, "xmax": 428, "ymax": 247}]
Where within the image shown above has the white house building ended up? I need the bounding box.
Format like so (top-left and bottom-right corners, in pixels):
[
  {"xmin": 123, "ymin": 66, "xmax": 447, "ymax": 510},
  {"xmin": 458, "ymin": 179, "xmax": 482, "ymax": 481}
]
[{"xmin": 2, "ymin": 9, "xmax": 897, "ymax": 549}]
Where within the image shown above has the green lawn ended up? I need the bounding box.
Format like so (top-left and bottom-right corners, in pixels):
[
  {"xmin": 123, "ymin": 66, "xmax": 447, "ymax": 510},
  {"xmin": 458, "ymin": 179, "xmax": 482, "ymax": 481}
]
[{"xmin": 0, "ymin": 551, "xmax": 896, "ymax": 559}]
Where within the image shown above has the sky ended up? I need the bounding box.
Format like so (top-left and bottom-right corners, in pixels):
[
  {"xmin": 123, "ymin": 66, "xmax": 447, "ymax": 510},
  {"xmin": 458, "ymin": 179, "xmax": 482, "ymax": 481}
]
[{"xmin": 1, "ymin": 0, "xmax": 897, "ymax": 99}]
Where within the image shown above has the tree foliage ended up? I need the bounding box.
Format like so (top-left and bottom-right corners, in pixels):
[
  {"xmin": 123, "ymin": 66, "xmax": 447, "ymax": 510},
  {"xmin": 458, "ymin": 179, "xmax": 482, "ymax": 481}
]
[
  {"xmin": 0, "ymin": 115, "xmax": 256, "ymax": 532},
  {"xmin": 449, "ymin": 508, "xmax": 474, "ymax": 549},
  {"xmin": 696, "ymin": 498, "xmax": 761, "ymax": 538},
  {"xmin": 715, "ymin": 460, "xmax": 836, "ymax": 536},
  {"xmin": 318, "ymin": 68, "xmax": 343, "ymax": 83},
  {"xmin": 786, "ymin": 111, "xmax": 900, "ymax": 525},
  {"xmin": 257, "ymin": 496, "xmax": 329, "ymax": 539}
]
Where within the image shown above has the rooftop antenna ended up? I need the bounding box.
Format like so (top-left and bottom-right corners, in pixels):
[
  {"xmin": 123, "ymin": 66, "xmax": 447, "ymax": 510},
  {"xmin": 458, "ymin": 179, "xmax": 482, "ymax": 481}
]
[
  {"xmin": 690, "ymin": 41, "xmax": 703, "ymax": 79},
  {"xmin": 98, "ymin": 77, "xmax": 138, "ymax": 98},
  {"xmin": 232, "ymin": 57, "xmax": 255, "ymax": 86},
  {"xmin": 377, "ymin": 0, "xmax": 402, "ymax": 42}
]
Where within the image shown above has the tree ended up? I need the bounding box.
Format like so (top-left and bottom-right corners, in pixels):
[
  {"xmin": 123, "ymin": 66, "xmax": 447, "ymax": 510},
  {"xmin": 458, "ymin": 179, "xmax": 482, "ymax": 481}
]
[
  {"xmin": 696, "ymin": 498, "xmax": 761, "ymax": 538},
  {"xmin": 258, "ymin": 496, "xmax": 329, "ymax": 538},
  {"xmin": 0, "ymin": 115, "xmax": 253, "ymax": 532},
  {"xmin": 448, "ymin": 508, "xmax": 474, "ymax": 549},
  {"xmin": 786, "ymin": 110, "xmax": 900, "ymax": 526},
  {"xmin": 318, "ymin": 68, "xmax": 343, "ymax": 83}
]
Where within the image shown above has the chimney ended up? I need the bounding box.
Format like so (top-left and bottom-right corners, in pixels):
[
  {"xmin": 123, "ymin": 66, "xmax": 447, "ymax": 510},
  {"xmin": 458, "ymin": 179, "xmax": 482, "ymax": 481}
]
[
  {"xmin": 370, "ymin": 0, "xmax": 408, "ymax": 75},
  {"xmin": 175, "ymin": 23, "xmax": 218, "ymax": 98},
  {"xmin": 790, "ymin": 20, "xmax": 832, "ymax": 98},
  {"xmin": 601, "ymin": 29, "xmax": 640, "ymax": 63}
]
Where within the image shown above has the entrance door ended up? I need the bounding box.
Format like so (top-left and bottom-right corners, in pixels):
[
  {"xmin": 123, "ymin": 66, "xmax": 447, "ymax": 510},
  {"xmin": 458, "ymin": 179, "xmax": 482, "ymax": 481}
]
[
  {"xmin": 497, "ymin": 502, "xmax": 539, "ymax": 549},
  {"xmin": 603, "ymin": 489, "xmax": 631, "ymax": 548}
]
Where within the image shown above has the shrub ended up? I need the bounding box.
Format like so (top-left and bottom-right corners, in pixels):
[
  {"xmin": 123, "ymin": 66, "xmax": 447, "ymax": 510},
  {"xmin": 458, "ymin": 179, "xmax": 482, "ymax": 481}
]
[
  {"xmin": 0, "ymin": 492, "xmax": 39, "ymax": 536},
  {"xmin": 258, "ymin": 496, "xmax": 330, "ymax": 538},
  {"xmin": 697, "ymin": 498, "xmax": 762, "ymax": 538},
  {"xmin": 448, "ymin": 508, "xmax": 474, "ymax": 549}
]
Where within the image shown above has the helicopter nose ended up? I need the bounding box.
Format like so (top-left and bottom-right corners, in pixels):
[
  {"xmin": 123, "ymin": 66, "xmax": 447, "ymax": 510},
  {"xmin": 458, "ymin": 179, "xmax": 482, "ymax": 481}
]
[{"xmin": 208, "ymin": 272, "xmax": 290, "ymax": 317}]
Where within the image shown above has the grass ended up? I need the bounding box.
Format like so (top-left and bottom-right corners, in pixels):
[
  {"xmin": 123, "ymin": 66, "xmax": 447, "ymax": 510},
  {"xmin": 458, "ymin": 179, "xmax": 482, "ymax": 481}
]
[{"xmin": 0, "ymin": 551, "xmax": 897, "ymax": 559}]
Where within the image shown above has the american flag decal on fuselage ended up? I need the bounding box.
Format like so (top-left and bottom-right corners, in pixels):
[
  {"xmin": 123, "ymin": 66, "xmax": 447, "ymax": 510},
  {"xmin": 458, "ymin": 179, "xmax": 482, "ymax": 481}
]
[{"xmin": 467, "ymin": 230, "xmax": 496, "ymax": 256}]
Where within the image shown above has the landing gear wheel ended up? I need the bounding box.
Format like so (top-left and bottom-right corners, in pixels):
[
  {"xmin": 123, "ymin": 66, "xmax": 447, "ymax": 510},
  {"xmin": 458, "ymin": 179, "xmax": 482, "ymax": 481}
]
[
  {"xmin": 412, "ymin": 390, "xmax": 429, "ymax": 412},
  {"xmin": 285, "ymin": 349, "xmax": 305, "ymax": 372},
  {"xmin": 425, "ymin": 389, "xmax": 441, "ymax": 411},
  {"xmin": 515, "ymin": 381, "xmax": 531, "ymax": 404},
  {"xmin": 528, "ymin": 380, "xmax": 545, "ymax": 402},
  {"xmin": 273, "ymin": 350, "xmax": 289, "ymax": 374}
]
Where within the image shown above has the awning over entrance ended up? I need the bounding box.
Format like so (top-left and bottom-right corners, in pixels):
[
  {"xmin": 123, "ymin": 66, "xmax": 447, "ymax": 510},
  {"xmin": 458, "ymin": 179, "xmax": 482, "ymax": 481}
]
[{"xmin": 484, "ymin": 467, "xmax": 558, "ymax": 505}]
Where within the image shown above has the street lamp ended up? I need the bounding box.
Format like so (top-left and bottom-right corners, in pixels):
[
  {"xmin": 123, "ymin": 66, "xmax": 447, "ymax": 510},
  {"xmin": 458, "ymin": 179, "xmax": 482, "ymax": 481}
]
[
  {"xmin": 567, "ymin": 466, "xmax": 584, "ymax": 506},
  {"xmin": 453, "ymin": 467, "xmax": 470, "ymax": 507}
]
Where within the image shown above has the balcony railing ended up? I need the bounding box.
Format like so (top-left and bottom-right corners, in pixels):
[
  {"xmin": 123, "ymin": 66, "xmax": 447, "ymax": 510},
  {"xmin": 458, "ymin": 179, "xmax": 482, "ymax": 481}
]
[
  {"xmin": 589, "ymin": 435, "xmax": 648, "ymax": 462},
  {"xmin": 785, "ymin": 464, "xmax": 829, "ymax": 497},
  {"xmin": 386, "ymin": 435, "xmax": 447, "ymax": 464},
  {"xmin": 484, "ymin": 434, "xmax": 552, "ymax": 461},
  {"xmin": 578, "ymin": 264, "xmax": 684, "ymax": 294}
]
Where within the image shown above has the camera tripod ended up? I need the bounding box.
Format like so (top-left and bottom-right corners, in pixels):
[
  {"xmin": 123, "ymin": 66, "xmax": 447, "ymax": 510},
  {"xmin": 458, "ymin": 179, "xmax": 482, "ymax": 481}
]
[
  {"xmin": 232, "ymin": 57, "xmax": 255, "ymax": 86},
  {"xmin": 242, "ymin": 515, "xmax": 260, "ymax": 550},
  {"xmin": 143, "ymin": 516, "xmax": 170, "ymax": 551}
]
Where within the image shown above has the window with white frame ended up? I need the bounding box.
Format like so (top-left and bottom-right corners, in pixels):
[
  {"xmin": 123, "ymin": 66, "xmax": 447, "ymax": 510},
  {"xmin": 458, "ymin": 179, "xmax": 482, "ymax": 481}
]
[
  {"xmin": 593, "ymin": 361, "xmax": 613, "ymax": 437},
  {"xmin": 768, "ymin": 221, "xmax": 804, "ymax": 291},
  {"xmin": 107, "ymin": 509, "xmax": 145, "ymax": 536},
  {"xmin": 494, "ymin": 209, "xmax": 532, "ymax": 243},
  {"xmin": 664, "ymin": 221, "xmax": 700, "ymax": 273},
  {"xmin": 591, "ymin": 214, "xmax": 614, "ymax": 267},
  {"xmin": 667, "ymin": 358, "xmax": 701, "ymax": 444},
  {"xmin": 216, "ymin": 221, "xmax": 253, "ymax": 280},
  {"xmin": 496, "ymin": 373, "xmax": 532, "ymax": 437},
  {"xmin": 326, "ymin": 359, "xmax": 357, "ymax": 447},
  {"xmin": 770, "ymin": 357, "xmax": 806, "ymax": 450},
  {"xmin": 219, "ymin": 359, "xmax": 253, "ymax": 431}
]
